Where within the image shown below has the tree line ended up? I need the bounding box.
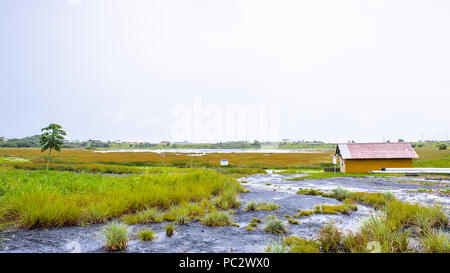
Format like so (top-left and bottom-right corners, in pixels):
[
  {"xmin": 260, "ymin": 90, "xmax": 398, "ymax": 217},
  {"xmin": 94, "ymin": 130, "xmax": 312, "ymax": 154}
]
[{"xmin": 0, "ymin": 135, "xmax": 110, "ymax": 148}]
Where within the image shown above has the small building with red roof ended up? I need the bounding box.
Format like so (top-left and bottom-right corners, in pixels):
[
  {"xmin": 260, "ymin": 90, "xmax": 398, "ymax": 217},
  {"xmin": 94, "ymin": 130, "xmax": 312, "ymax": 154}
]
[{"xmin": 335, "ymin": 142, "xmax": 419, "ymax": 173}]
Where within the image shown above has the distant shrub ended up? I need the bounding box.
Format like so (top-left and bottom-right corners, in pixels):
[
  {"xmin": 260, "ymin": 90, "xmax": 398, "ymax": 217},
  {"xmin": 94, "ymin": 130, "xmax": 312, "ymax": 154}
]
[{"xmin": 438, "ymin": 144, "xmax": 447, "ymax": 150}]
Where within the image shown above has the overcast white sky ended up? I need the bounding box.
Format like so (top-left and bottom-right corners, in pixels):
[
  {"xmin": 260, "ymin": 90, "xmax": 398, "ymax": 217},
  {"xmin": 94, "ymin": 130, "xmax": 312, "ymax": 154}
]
[{"xmin": 0, "ymin": 0, "xmax": 449, "ymax": 143}]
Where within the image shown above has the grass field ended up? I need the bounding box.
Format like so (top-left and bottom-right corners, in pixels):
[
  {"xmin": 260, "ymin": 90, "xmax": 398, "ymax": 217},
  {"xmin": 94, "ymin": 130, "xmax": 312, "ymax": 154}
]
[
  {"xmin": 414, "ymin": 147, "xmax": 450, "ymax": 168},
  {"xmin": 1, "ymin": 146, "xmax": 448, "ymax": 172},
  {"xmin": 0, "ymin": 146, "xmax": 448, "ymax": 234},
  {"xmin": 0, "ymin": 148, "xmax": 335, "ymax": 171},
  {"xmin": 0, "ymin": 169, "xmax": 242, "ymax": 230}
]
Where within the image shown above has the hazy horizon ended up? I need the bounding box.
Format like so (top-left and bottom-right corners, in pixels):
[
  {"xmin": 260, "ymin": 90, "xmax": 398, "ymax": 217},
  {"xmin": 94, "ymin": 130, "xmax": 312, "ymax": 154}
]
[{"xmin": 1, "ymin": 0, "xmax": 449, "ymax": 143}]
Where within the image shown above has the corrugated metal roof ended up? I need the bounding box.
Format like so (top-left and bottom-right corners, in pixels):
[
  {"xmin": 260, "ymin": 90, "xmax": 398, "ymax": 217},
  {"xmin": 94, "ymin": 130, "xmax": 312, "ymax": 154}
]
[{"xmin": 336, "ymin": 143, "xmax": 419, "ymax": 159}]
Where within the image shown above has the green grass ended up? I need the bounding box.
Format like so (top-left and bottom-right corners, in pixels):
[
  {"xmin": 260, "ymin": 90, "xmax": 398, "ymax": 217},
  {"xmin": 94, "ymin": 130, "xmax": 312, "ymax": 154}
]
[
  {"xmin": 102, "ymin": 221, "xmax": 129, "ymax": 251},
  {"xmin": 314, "ymin": 201, "xmax": 449, "ymax": 253},
  {"xmin": 414, "ymin": 147, "xmax": 450, "ymax": 168},
  {"xmin": 314, "ymin": 203, "xmax": 357, "ymax": 215},
  {"xmin": 175, "ymin": 214, "xmax": 189, "ymax": 225},
  {"xmin": 384, "ymin": 201, "xmax": 448, "ymax": 231},
  {"xmin": 296, "ymin": 187, "xmax": 395, "ymax": 210},
  {"xmin": 0, "ymin": 169, "xmax": 242, "ymax": 229},
  {"xmin": 296, "ymin": 188, "xmax": 324, "ymax": 196},
  {"xmin": 264, "ymin": 240, "xmax": 290, "ymax": 253},
  {"xmin": 298, "ymin": 210, "xmax": 314, "ymax": 217},
  {"xmin": 257, "ymin": 202, "xmax": 280, "ymax": 211},
  {"xmin": 283, "ymin": 236, "xmax": 320, "ymax": 253},
  {"xmin": 295, "ymin": 185, "xmax": 449, "ymax": 253},
  {"xmin": 246, "ymin": 217, "xmax": 262, "ymax": 231},
  {"xmin": 245, "ymin": 201, "xmax": 258, "ymax": 211},
  {"xmin": 264, "ymin": 236, "xmax": 320, "ymax": 253},
  {"xmin": 122, "ymin": 208, "xmax": 163, "ymax": 225},
  {"xmin": 202, "ymin": 211, "xmax": 233, "ymax": 226},
  {"xmin": 214, "ymin": 189, "xmax": 241, "ymax": 210},
  {"xmin": 317, "ymin": 223, "xmax": 371, "ymax": 253},
  {"xmin": 264, "ymin": 215, "xmax": 287, "ymax": 234},
  {"xmin": 420, "ymin": 230, "xmax": 450, "ymax": 253},
  {"xmin": 136, "ymin": 228, "xmax": 157, "ymax": 241},
  {"xmin": 359, "ymin": 214, "xmax": 410, "ymax": 253},
  {"xmin": 288, "ymin": 172, "xmax": 394, "ymax": 181},
  {"xmin": 243, "ymin": 201, "xmax": 279, "ymax": 211},
  {"xmin": 165, "ymin": 224, "xmax": 174, "ymax": 237},
  {"xmin": 250, "ymin": 218, "xmax": 262, "ymax": 224}
]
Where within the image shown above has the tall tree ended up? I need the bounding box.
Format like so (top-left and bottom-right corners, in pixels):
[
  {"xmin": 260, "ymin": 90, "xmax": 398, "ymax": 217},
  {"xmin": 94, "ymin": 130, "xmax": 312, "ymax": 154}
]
[{"xmin": 39, "ymin": 123, "xmax": 66, "ymax": 170}]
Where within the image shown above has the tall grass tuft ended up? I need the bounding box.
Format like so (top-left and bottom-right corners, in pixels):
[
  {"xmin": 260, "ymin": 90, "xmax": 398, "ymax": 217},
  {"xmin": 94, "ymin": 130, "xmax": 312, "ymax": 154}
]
[
  {"xmin": 103, "ymin": 221, "xmax": 129, "ymax": 251},
  {"xmin": 283, "ymin": 236, "xmax": 320, "ymax": 253},
  {"xmin": 257, "ymin": 202, "xmax": 280, "ymax": 211},
  {"xmin": 331, "ymin": 187, "xmax": 352, "ymax": 201},
  {"xmin": 264, "ymin": 239, "xmax": 290, "ymax": 253},
  {"xmin": 214, "ymin": 189, "xmax": 241, "ymax": 210},
  {"xmin": 420, "ymin": 230, "xmax": 450, "ymax": 253},
  {"xmin": 245, "ymin": 201, "xmax": 258, "ymax": 211},
  {"xmin": 165, "ymin": 224, "xmax": 174, "ymax": 237},
  {"xmin": 360, "ymin": 214, "xmax": 410, "ymax": 253},
  {"xmin": 317, "ymin": 223, "xmax": 346, "ymax": 252},
  {"xmin": 122, "ymin": 208, "xmax": 163, "ymax": 225},
  {"xmin": 202, "ymin": 211, "xmax": 233, "ymax": 227},
  {"xmin": 137, "ymin": 228, "xmax": 157, "ymax": 241},
  {"xmin": 263, "ymin": 215, "xmax": 287, "ymax": 234}
]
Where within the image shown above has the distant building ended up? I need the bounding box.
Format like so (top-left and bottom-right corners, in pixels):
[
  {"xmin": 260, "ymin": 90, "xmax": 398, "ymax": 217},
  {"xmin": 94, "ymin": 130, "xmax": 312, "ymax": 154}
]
[
  {"xmin": 160, "ymin": 141, "xmax": 170, "ymax": 145},
  {"xmin": 335, "ymin": 142, "xmax": 419, "ymax": 173}
]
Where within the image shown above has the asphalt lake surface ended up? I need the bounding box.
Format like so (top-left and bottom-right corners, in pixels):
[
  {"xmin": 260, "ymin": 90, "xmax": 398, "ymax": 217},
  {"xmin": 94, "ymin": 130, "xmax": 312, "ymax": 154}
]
[{"xmin": 1, "ymin": 173, "xmax": 449, "ymax": 253}]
